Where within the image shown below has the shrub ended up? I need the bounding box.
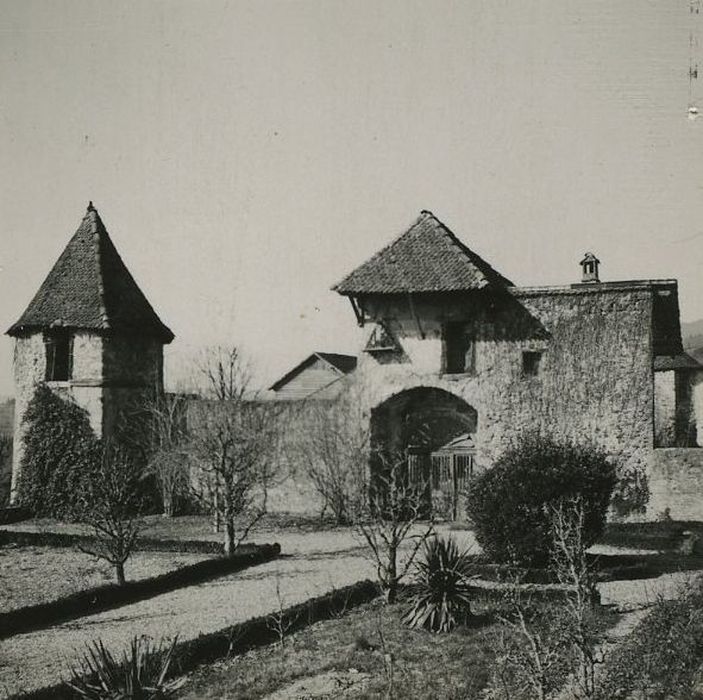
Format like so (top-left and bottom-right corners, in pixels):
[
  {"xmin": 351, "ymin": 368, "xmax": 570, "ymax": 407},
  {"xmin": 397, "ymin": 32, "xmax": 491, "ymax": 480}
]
[
  {"xmin": 0, "ymin": 434, "xmax": 12, "ymax": 506},
  {"xmin": 65, "ymin": 635, "xmax": 184, "ymax": 699},
  {"xmin": 596, "ymin": 581, "xmax": 703, "ymax": 699},
  {"xmin": 402, "ymin": 535, "xmax": 476, "ymax": 632},
  {"xmin": 466, "ymin": 434, "xmax": 617, "ymax": 567},
  {"xmin": 17, "ymin": 384, "xmax": 100, "ymax": 517}
]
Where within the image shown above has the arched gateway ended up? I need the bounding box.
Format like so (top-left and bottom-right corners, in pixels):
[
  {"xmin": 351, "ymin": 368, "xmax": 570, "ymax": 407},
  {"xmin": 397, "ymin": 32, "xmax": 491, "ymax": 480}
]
[{"xmin": 370, "ymin": 387, "xmax": 477, "ymax": 520}]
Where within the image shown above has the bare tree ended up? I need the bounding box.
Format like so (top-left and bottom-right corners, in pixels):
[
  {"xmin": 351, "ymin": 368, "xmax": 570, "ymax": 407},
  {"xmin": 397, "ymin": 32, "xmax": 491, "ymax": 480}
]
[
  {"xmin": 71, "ymin": 444, "xmax": 145, "ymax": 586},
  {"xmin": 189, "ymin": 346, "xmax": 281, "ymax": 556},
  {"xmin": 144, "ymin": 391, "xmax": 191, "ymax": 517},
  {"xmin": 549, "ymin": 498, "xmax": 603, "ymax": 698},
  {"xmin": 266, "ymin": 574, "xmax": 293, "ymax": 647},
  {"xmin": 296, "ymin": 392, "xmax": 370, "ymax": 525},
  {"xmin": 487, "ymin": 578, "xmax": 571, "ymax": 700},
  {"xmin": 354, "ymin": 452, "xmax": 434, "ymax": 604},
  {"xmin": 487, "ymin": 499, "xmax": 605, "ymax": 700}
]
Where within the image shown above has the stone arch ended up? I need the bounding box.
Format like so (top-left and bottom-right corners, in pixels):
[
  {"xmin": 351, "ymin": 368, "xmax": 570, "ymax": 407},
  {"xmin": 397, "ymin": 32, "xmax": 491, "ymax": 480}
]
[
  {"xmin": 369, "ymin": 387, "xmax": 477, "ymax": 519},
  {"xmin": 370, "ymin": 386, "xmax": 477, "ymax": 456}
]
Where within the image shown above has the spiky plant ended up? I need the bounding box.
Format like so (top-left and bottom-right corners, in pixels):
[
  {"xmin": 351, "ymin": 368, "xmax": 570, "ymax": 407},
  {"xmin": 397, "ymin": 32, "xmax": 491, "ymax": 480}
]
[
  {"xmin": 65, "ymin": 635, "xmax": 185, "ymax": 699},
  {"xmin": 402, "ymin": 535, "xmax": 476, "ymax": 633}
]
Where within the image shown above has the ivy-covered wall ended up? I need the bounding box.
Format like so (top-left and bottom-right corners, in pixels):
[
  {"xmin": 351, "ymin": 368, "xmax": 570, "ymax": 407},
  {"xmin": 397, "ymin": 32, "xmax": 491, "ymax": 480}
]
[
  {"xmin": 354, "ymin": 286, "xmax": 654, "ymax": 481},
  {"xmin": 10, "ymin": 330, "xmax": 164, "ymax": 502}
]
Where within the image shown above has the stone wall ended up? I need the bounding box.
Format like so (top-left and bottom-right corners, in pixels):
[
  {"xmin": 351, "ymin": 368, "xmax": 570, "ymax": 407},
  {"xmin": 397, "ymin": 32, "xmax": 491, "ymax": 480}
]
[
  {"xmin": 11, "ymin": 333, "xmax": 50, "ymax": 498},
  {"xmin": 654, "ymin": 369, "xmax": 702, "ymax": 448},
  {"xmin": 10, "ymin": 330, "xmax": 165, "ymax": 502},
  {"xmin": 648, "ymin": 448, "xmax": 703, "ymax": 520},
  {"xmin": 696, "ymin": 374, "xmax": 703, "ymax": 442},
  {"xmin": 103, "ymin": 336, "xmax": 163, "ymax": 387},
  {"xmin": 354, "ymin": 287, "xmax": 655, "ymax": 480},
  {"xmin": 101, "ymin": 336, "xmax": 163, "ymax": 441},
  {"xmin": 654, "ymin": 371, "xmax": 676, "ymax": 447}
]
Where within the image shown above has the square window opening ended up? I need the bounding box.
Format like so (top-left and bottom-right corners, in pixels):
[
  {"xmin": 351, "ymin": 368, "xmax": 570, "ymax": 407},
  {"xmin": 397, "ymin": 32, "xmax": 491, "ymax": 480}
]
[
  {"xmin": 443, "ymin": 322, "xmax": 475, "ymax": 374},
  {"xmin": 44, "ymin": 330, "xmax": 73, "ymax": 381},
  {"xmin": 522, "ymin": 351, "xmax": 542, "ymax": 377}
]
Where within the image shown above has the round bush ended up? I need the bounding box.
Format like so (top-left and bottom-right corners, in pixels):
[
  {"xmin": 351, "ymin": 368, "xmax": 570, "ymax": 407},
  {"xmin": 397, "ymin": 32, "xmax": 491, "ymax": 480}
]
[{"xmin": 465, "ymin": 434, "xmax": 617, "ymax": 567}]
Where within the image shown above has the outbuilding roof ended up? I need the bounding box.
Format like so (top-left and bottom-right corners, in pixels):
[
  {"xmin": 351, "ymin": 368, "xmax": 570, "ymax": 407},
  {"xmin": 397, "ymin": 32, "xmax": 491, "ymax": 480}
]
[
  {"xmin": 7, "ymin": 203, "xmax": 174, "ymax": 343},
  {"xmin": 269, "ymin": 352, "xmax": 357, "ymax": 392},
  {"xmin": 333, "ymin": 210, "xmax": 513, "ymax": 295}
]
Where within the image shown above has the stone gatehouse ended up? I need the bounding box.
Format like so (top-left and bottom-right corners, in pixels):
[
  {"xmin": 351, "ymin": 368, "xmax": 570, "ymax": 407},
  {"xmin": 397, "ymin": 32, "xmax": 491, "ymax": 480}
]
[{"xmin": 333, "ymin": 210, "xmax": 703, "ymax": 520}]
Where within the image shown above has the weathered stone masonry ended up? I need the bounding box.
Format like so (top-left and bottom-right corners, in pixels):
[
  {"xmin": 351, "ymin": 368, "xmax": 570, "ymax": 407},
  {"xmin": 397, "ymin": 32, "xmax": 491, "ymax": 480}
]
[
  {"xmin": 352, "ymin": 286, "xmax": 654, "ymax": 481},
  {"xmin": 7, "ymin": 204, "xmax": 173, "ymax": 502},
  {"xmin": 334, "ymin": 210, "xmax": 703, "ymax": 520}
]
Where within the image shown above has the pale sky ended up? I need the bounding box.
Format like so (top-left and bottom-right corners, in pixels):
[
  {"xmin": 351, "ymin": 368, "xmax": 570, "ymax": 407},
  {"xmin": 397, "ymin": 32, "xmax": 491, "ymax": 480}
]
[{"xmin": 1, "ymin": 0, "xmax": 702, "ymax": 396}]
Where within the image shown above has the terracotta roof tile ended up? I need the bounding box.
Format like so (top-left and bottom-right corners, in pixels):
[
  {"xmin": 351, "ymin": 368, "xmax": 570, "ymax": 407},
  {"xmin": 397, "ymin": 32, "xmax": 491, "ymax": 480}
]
[
  {"xmin": 333, "ymin": 211, "xmax": 513, "ymax": 295},
  {"xmin": 7, "ymin": 204, "xmax": 174, "ymax": 343}
]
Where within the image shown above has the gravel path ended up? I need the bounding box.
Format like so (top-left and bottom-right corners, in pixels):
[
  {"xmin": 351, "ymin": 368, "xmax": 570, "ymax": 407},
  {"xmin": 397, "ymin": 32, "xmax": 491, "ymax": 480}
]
[
  {"xmin": 0, "ymin": 532, "xmax": 383, "ymax": 696},
  {"xmin": 598, "ymin": 570, "xmax": 701, "ymax": 611},
  {"xmin": 0, "ymin": 524, "xmax": 694, "ymax": 697}
]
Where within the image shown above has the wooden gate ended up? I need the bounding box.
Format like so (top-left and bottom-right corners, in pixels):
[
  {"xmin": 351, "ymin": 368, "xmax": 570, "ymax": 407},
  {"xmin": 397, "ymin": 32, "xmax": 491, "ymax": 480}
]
[{"xmin": 430, "ymin": 434, "xmax": 475, "ymax": 521}]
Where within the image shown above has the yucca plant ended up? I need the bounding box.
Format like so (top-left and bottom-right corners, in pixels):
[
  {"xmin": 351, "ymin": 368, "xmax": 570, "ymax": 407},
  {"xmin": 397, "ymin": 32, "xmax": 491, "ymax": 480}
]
[
  {"xmin": 402, "ymin": 535, "xmax": 476, "ymax": 633},
  {"xmin": 65, "ymin": 635, "xmax": 185, "ymax": 699}
]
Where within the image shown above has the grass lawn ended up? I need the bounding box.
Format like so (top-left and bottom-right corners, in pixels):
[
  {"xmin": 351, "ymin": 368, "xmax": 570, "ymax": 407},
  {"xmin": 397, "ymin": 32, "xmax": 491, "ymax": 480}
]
[
  {"xmin": 176, "ymin": 596, "xmax": 500, "ymax": 700},
  {"xmin": 0, "ymin": 545, "xmax": 209, "ymax": 613},
  {"xmin": 175, "ymin": 593, "xmax": 619, "ymax": 700}
]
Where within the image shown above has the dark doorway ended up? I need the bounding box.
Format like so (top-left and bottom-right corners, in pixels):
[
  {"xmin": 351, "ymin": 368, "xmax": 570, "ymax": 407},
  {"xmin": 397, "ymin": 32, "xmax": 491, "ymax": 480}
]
[{"xmin": 370, "ymin": 387, "xmax": 477, "ymax": 520}]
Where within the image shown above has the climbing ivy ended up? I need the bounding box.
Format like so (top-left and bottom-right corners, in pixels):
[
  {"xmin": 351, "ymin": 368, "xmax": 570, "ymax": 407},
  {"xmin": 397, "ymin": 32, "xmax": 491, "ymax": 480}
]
[{"xmin": 17, "ymin": 384, "xmax": 101, "ymax": 517}]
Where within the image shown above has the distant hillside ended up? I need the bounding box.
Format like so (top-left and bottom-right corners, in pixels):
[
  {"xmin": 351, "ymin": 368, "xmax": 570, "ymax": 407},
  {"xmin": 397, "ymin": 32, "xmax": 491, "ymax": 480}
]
[{"xmin": 682, "ymin": 319, "xmax": 703, "ymax": 363}]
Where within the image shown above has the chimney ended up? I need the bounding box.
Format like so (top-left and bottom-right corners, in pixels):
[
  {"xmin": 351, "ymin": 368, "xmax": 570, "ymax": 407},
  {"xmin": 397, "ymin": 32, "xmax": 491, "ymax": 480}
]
[{"xmin": 579, "ymin": 252, "xmax": 600, "ymax": 283}]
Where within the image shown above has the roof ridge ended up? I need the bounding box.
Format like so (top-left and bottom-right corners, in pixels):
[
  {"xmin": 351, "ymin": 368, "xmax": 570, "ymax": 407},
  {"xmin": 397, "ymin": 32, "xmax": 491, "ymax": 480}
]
[
  {"xmin": 331, "ymin": 211, "xmax": 432, "ymax": 292},
  {"xmin": 314, "ymin": 352, "xmax": 347, "ymax": 375},
  {"xmin": 7, "ymin": 204, "xmax": 174, "ymax": 342},
  {"xmin": 88, "ymin": 204, "xmax": 110, "ymax": 328},
  {"xmin": 431, "ymin": 213, "xmax": 491, "ymax": 288},
  {"xmin": 334, "ymin": 210, "xmax": 513, "ymax": 295}
]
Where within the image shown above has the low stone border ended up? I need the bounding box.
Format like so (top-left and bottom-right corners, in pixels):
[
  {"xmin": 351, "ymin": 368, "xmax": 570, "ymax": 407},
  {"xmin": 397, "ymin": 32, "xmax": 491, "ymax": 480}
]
[
  {"xmin": 0, "ymin": 543, "xmax": 280, "ymax": 640},
  {"xmin": 9, "ymin": 578, "xmax": 380, "ymax": 700},
  {"xmin": 0, "ymin": 528, "xmax": 224, "ymax": 554},
  {"xmin": 0, "ymin": 507, "xmax": 31, "ymax": 525}
]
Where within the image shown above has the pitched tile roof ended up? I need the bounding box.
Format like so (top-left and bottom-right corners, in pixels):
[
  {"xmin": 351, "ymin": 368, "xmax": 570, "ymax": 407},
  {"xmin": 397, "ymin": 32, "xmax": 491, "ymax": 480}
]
[
  {"xmin": 7, "ymin": 203, "xmax": 174, "ymax": 343},
  {"xmin": 333, "ymin": 210, "xmax": 513, "ymax": 295}
]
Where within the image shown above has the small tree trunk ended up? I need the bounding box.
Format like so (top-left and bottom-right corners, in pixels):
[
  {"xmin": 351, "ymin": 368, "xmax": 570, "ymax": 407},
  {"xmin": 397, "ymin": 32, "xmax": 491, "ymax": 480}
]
[
  {"xmin": 212, "ymin": 488, "xmax": 221, "ymax": 532},
  {"xmin": 115, "ymin": 561, "xmax": 126, "ymax": 586},
  {"xmin": 163, "ymin": 487, "xmax": 173, "ymax": 518},
  {"xmin": 224, "ymin": 518, "xmax": 236, "ymax": 556},
  {"xmin": 385, "ymin": 547, "xmax": 398, "ymax": 603}
]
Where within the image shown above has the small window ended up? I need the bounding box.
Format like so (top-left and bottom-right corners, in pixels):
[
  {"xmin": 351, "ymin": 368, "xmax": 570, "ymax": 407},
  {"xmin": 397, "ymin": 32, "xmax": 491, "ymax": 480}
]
[
  {"xmin": 522, "ymin": 351, "xmax": 542, "ymax": 377},
  {"xmin": 44, "ymin": 330, "xmax": 72, "ymax": 381},
  {"xmin": 444, "ymin": 322, "xmax": 475, "ymax": 374}
]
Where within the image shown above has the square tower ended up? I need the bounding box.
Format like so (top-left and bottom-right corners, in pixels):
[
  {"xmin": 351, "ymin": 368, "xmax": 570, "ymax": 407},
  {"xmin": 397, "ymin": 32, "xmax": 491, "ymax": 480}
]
[{"xmin": 6, "ymin": 203, "xmax": 174, "ymax": 502}]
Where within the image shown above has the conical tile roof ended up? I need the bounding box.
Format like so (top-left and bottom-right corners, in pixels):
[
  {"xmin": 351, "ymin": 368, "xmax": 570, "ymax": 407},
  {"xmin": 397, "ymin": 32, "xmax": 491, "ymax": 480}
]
[
  {"xmin": 333, "ymin": 210, "xmax": 513, "ymax": 295},
  {"xmin": 7, "ymin": 203, "xmax": 174, "ymax": 342}
]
